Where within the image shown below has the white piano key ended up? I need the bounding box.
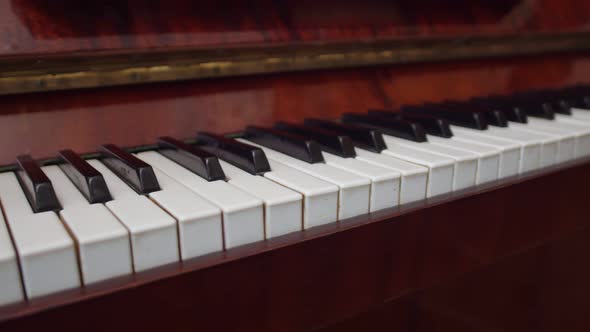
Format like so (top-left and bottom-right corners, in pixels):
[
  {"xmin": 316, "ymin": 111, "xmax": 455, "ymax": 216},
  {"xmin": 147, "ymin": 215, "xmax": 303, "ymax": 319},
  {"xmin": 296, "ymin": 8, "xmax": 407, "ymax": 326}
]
[
  {"xmin": 487, "ymin": 126, "xmax": 558, "ymax": 168},
  {"xmin": 488, "ymin": 126, "xmax": 559, "ymax": 168},
  {"xmin": 219, "ymin": 160, "xmax": 302, "ymax": 238},
  {"xmin": 383, "ymin": 136, "xmax": 477, "ymax": 191},
  {"xmin": 0, "ymin": 172, "xmax": 45, "ymax": 220},
  {"xmin": 0, "ymin": 172, "xmax": 80, "ymax": 299},
  {"xmin": 58, "ymin": 205, "xmax": 132, "ymax": 284},
  {"xmin": 488, "ymin": 126, "xmax": 558, "ymax": 169},
  {"xmin": 509, "ymin": 120, "xmax": 576, "ymax": 164},
  {"xmin": 263, "ymin": 159, "xmax": 338, "ymax": 229},
  {"xmin": 448, "ymin": 128, "xmax": 521, "ymax": 178},
  {"xmin": 378, "ymin": 141, "xmax": 454, "ymax": 198},
  {"xmin": 43, "ymin": 166, "xmax": 133, "ymax": 285},
  {"xmin": 90, "ymin": 160, "xmax": 180, "ymax": 272},
  {"xmin": 354, "ymin": 148, "xmax": 428, "ymax": 204},
  {"xmin": 571, "ymin": 108, "xmax": 590, "ymax": 121},
  {"xmin": 561, "ymin": 114, "xmax": 590, "ymax": 125},
  {"xmin": 147, "ymin": 169, "xmax": 223, "ymax": 259},
  {"xmin": 558, "ymin": 111, "xmax": 590, "ymax": 123},
  {"xmin": 136, "ymin": 151, "xmax": 264, "ymax": 249},
  {"xmin": 552, "ymin": 115, "xmax": 590, "ymax": 157},
  {"xmin": 43, "ymin": 166, "xmax": 87, "ymax": 207},
  {"xmin": 0, "ymin": 208, "xmax": 24, "ymax": 306},
  {"xmin": 558, "ymin": 113, "xmax": 590, "ymax": 127},
  {"xmin": 427, "ymin": 135, "xmax": 500, "ymax": 184},
  {"xmin": 556, "ymin": 112, "xmax": 590, "ymax": 125},
  {"xmin": 106, "ymin": 196, "xmax": 179, "ymax": 272},
  {"xmin": 321, "ymin": 153, "xmax": 400, "ymax": 212},
  {"xmin": 451, "ymin": 126, "xmax": 542, "ymax": 173},
  {"xmin": 238, "ymin": 139, "xmax": 371, "ymax": 220}
]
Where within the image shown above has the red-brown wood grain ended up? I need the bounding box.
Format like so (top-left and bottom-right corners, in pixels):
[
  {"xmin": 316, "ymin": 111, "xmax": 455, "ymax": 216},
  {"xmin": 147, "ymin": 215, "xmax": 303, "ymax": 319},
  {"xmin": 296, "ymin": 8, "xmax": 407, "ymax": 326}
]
[
  {"xmin": 0, "ymin": 158, "xmax": 589, "ymax": 332},
  {"xmin": 1, "ymin": 0, "xmax": 590, "ymax": 58},
  {"xmin": 0, "ymin": 53, "xmax": 589, "ymax": 166},
  {"xmin": 318, "ymin": 226, "xmax": 590, "ymax": 332},
  {"xmin": 1, "ymin": 3, "xmax": 590, "ymax": 328}
]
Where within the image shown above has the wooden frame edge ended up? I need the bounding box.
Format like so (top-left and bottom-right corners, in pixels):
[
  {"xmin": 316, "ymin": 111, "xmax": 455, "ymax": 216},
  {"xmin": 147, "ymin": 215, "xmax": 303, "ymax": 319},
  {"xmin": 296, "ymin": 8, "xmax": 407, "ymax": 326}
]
[{"xmin": 1, "ymin": 32, "xmax": 590, "ymax": 95}]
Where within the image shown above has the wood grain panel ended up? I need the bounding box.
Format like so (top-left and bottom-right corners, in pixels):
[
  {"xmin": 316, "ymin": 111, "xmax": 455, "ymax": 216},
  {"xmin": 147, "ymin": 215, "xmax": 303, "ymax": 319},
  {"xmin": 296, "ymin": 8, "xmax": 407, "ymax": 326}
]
[
  {"xmin": 0, "ymin": 53, "xmax": 589, "ymax": 166},
  {"xmin": 2, "ymin": 0, "xmax": 589, "ymax": 57},
  {"xmin": 319, "ymin": 227, "xmax": 590, "ymax": 332}
]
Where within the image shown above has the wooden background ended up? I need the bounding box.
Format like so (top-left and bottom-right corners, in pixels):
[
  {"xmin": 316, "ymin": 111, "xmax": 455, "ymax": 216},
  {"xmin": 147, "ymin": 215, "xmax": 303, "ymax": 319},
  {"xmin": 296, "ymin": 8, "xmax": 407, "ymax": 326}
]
[
  {"xmin": 1, "ymin": 1, "xmax": 590, "ymax": 330},
  {"xmin": 2, "ymin": 0, "xmax": 589, "ymax": 57}
]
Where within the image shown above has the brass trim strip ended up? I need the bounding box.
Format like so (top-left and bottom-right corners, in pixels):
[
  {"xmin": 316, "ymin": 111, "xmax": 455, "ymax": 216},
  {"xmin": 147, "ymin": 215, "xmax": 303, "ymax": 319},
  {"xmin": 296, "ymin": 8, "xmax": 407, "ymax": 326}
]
[{"xmin": 1, "ymin": 32, "xmax": 590, "ymax": 95}]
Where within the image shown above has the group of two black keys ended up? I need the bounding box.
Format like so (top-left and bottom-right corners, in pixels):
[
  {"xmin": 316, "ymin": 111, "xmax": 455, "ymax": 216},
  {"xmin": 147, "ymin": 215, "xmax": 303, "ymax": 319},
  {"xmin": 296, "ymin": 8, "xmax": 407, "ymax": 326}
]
[{"xmin": 17, "ymin": 84, "xmax": 590, "ymax": 214}]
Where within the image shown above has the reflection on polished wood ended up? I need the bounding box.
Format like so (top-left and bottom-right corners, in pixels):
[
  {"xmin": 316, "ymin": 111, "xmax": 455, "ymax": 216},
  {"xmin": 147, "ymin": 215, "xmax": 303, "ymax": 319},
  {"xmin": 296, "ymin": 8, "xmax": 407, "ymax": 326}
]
[
  {"xmin": 0, "ymin": 1, "xmax": 589, "ymax": 331},
  {"xmin": 320, "ymin": 228, "xmax": 590, "ymax": 332},
  {"xmin": 4, "ymin": 0, "xmax": 590, "ymax": 56},
  {"xmin": 3, "ymin": 31, "xmax": 590, "ymax": 95},
  {"xmin": 1, "ymin": 0, "xmax": 590, "ymax": 93},
  {"xmin": 0, "ymin": 53, "xmax": 589, "ymax": 166}
]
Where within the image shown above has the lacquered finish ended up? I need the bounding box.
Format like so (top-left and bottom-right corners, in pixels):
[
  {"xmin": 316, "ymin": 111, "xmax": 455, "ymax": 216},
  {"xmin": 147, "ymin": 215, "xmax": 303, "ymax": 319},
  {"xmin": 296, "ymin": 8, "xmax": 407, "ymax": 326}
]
[
  {"xmin": 158, "ymin": 136, "xmax": 225, "ymax": 181},
  {"xmin": 319, "ymin": 225, "xmax": 590, "ymax": 332},
  {"xmin": 1, "ymin": 54, "xmax": 590, "ymax": 166},
  {"xmin": 0, "ymin": 158, "xmax": 589, "ymax": 331},
  {"xmin": 99, "ymin": 144, "xmax": 161, "ymax": 195},
  {"xmin": 2, "ymin": 0, "xmax": 590, "ymax": 58},
  {"xmin": 15, "ymin": 155, "xmax": 61, "ymax": 213},
  {"xmin": 1, "ymin": 7, "xmax": 590, "ymax": 328},
  {"xmin": 58, "ymin": 149, "xmax": 112, "ymax": 204},
  {"xmin": 197, "ymin": 132, "xmax": 271, "ymax": 175}
]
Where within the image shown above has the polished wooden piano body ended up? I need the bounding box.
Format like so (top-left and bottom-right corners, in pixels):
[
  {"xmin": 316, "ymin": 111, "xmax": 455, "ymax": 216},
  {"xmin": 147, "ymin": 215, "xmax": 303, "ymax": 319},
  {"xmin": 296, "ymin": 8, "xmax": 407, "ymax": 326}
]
[{"xmin": 1, "ymin": 1, "xmax": 590, "ymax": 331}]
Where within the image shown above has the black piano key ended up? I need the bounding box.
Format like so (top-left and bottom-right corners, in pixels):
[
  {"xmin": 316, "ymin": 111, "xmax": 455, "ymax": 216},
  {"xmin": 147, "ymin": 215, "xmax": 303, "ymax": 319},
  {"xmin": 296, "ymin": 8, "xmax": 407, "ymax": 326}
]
[
  {"xmin": 303, "ymin": 119, "xmax": 387, "ymax": 153},
  {"xmin": 58, "ymin": 149, "xmax": 113, "ymax": 204},
  {"xmin": 441, "ymin": 100, "xmax": 508, "ymax": 127},
  {"xmin": 471, "ymin": 96, "xmax": 528, "ymax": 124},
  {"xmin": 534, "ymin": 89, "xmax": 572, "ymax": 115},
  {"xmin": 158, "ymin": 137, "xmax": 225, "ymax": 181},
  {"xmin": 99, "ymin": 144, "xmax": 161, "ymax": 194},
  {"xmin": 369, "ymin": 109, "xmax": 453, "ymax": 138},
  {"xmin": 405, "ymin": 104, "xmax": 489, "ymax": 130},
  {"xmin": 196, "ymin": 132, "xmax": 270, "ymax": 175},
  {"xmin": 511, "ymin": 93, "xmax": 555, "ymax": 120},
  {"xmin": 274, "ymin": 122, "xmax": 356, "ymax": 158},
  {"xmin": 15, "ymin": 155, "xmax": 61, "ymax": 213},
  {"xmin": 473, "ymin": 106, "xmax": 508, "ymax": 127},
  {"xmin": 341, "ymin": 113, "xmax": 427, "ymax": 142},
  {"xmin": 553, "ymin": 99, "xmax": 573, "ymax": 115},
  {"xmin": 244, "ymin": 126, "xmax": 325, "ymax": 164},
  {"xmin": 561, "ymin": 85, "xmax": 590, "ymax": 110},
  {"xmin": 576, "ymin": 85, "xmax": 590, "ymax": 108},
  {"xmin": 554, "ymin": 87, "xmax": 579, "ymax": 110}
]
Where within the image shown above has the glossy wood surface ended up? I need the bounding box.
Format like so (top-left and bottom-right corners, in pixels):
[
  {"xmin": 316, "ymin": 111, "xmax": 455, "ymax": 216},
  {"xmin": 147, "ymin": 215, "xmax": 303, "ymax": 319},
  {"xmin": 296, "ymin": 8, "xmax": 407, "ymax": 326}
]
[
  {"xmin": 1, "ymin": 53, "xmax": 590, "ymax": 166},
  {"xmin": 319, "ymin": 226, "xmax": 590, "ymax": 332},
  {"xmin": 2, "ymin": 0, "xmax": 590, "ymax": 58},
  {"xmin": 0, "ymin": 158, "xmax": 589, "ymax": 331},
  {"xmin": 2, "ymin": 6, "xmax": 590, "ymax": 327}
]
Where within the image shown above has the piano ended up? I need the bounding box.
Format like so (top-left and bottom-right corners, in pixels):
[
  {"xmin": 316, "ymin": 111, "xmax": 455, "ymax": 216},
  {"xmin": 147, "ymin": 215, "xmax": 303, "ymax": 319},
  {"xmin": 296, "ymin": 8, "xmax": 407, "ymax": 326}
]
[{"xmin": 1, "ymin": 0, "xmax": 590, "ymax": 331}]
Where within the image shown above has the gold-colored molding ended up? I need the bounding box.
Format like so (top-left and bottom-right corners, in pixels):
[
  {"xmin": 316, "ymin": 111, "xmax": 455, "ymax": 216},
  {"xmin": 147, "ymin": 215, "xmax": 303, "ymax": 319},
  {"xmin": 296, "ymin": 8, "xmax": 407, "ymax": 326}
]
[{"xmin": 1, "ymin": 32, "xmax": 590, "ymax": 95}]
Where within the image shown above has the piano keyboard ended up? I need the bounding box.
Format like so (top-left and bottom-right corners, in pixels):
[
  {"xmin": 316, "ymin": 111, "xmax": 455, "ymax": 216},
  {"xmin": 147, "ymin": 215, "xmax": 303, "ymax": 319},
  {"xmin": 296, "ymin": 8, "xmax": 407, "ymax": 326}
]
[{"xmin": 2, "ymin": 86, "xmax": 590, "ymax": 306}]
